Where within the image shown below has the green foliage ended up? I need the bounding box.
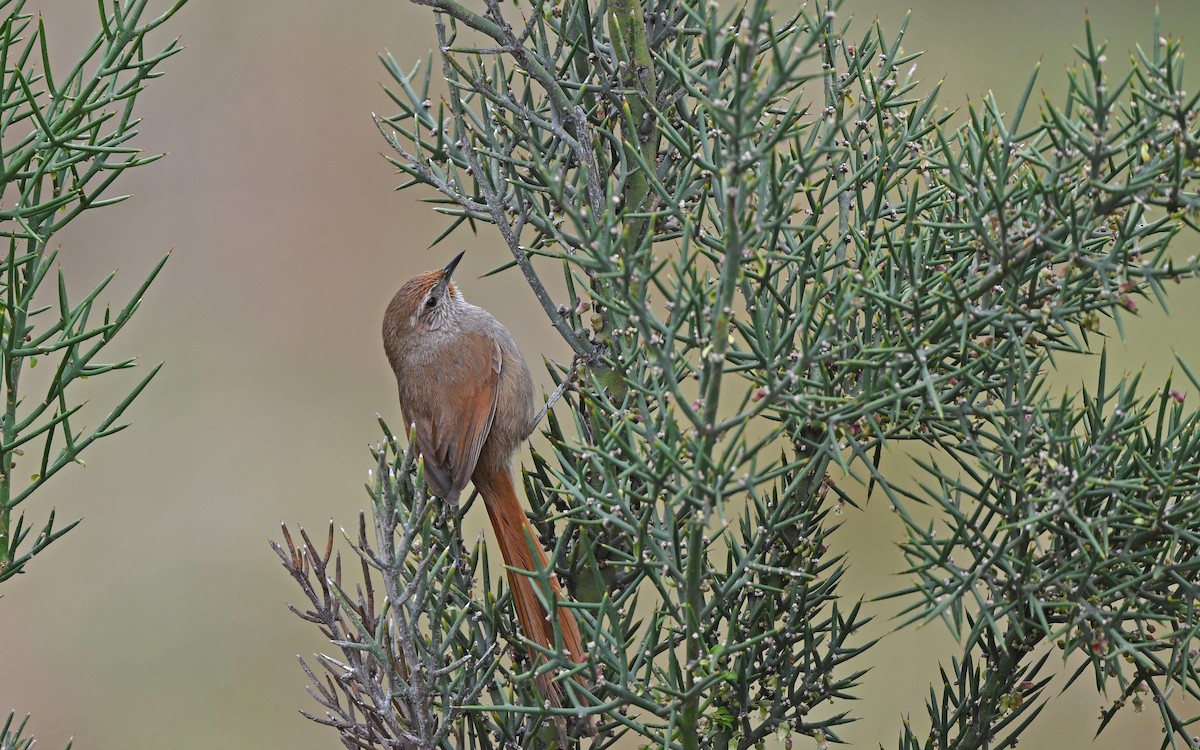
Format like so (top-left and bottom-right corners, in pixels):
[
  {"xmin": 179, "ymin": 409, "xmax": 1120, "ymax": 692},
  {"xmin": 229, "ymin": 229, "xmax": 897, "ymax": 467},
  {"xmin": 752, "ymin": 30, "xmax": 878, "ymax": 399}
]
[
  {"xmin": 275, "ymin": 422, "xmax": 593, "ymax": 748},
  {"xmin": 283, "ymin": 0, "xmax": 1200, "ymax": 748},
  {"xmin": 0, "ymin": 0, "xmax": 184, "ymax": 583},
  {"xmin": 0, "ymin": 2, "xmax": 187, "ymax": 748},
  {"xmin": 0, "ymin": 713, "xmax": 70, "ymax": 750}
]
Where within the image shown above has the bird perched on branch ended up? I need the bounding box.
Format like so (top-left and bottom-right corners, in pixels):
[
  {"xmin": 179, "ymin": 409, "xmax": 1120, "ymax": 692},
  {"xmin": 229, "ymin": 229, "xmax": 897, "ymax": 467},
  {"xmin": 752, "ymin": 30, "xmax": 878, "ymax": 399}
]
[{"xmin": 382, "ymin": 251, "xmax": 593, "ymax": 736}]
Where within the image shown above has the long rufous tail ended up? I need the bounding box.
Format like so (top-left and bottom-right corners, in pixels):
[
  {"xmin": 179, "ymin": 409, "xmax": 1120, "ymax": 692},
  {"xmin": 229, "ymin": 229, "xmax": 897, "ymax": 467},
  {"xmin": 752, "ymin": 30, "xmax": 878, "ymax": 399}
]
[{"xmin": 474, "ymin": 467, "xmax": 592, "ymax": 731}]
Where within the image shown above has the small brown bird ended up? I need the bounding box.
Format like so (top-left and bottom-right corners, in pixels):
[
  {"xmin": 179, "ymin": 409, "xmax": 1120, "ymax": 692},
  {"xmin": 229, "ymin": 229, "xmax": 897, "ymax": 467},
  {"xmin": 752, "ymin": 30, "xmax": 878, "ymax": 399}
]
[{"xmin": 382, "ymin": 251, "xmax": 591, "ymax": 725}]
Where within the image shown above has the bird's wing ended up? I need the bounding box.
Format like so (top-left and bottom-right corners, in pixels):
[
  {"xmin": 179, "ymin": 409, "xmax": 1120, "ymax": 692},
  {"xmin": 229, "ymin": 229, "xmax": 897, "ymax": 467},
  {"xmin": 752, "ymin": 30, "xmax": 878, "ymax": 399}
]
[{"xmin": 405, "ymin": 333, "xmax": 501, "ymax": 502}]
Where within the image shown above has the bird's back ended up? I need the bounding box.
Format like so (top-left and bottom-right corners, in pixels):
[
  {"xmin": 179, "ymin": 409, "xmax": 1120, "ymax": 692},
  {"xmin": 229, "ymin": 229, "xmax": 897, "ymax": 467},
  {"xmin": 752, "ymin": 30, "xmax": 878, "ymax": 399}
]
[{"xmin": 461, "ymin": 305, "xmax": 535, "ymax": 479}]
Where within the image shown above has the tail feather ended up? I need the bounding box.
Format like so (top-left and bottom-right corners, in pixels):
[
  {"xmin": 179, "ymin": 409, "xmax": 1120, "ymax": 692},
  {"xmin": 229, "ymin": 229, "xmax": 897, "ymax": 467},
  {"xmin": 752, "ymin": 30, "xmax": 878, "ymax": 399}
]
[{"xmin": 475, "ymin": 467, "xmax": 592, "ymax": 731}]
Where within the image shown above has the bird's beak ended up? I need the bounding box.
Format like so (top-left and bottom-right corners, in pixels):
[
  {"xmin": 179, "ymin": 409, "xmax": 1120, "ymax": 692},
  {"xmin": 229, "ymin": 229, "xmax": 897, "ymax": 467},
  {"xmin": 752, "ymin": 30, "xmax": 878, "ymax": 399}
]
[{"xmin": 436, "ymin": 250, "xmax": 465, "ymax": 295}]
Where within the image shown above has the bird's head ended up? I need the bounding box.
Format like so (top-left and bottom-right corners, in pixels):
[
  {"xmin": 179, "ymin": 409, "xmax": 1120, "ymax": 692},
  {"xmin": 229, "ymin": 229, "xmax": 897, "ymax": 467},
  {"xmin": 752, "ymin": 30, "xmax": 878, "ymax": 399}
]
[{"xmin": 385, "ymin": 250, "xmax": 467, "ymax": 334}]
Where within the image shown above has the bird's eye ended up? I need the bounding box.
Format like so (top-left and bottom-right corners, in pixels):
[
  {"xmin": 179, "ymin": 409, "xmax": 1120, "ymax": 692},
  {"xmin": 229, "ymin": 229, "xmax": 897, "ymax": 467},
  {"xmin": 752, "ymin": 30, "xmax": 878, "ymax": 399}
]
[{"xmin": 425, "ymin": 296, "xmax": 438, "ymax": 308}]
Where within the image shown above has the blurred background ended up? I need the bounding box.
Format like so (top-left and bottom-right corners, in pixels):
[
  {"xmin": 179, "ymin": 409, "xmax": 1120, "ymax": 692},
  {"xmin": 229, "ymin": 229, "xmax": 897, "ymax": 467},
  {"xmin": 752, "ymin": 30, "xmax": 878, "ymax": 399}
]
[{"xmin": 1, "ymin": 1, "xmax": 1199, "ymax": 748}]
